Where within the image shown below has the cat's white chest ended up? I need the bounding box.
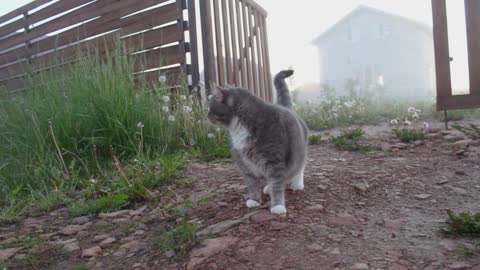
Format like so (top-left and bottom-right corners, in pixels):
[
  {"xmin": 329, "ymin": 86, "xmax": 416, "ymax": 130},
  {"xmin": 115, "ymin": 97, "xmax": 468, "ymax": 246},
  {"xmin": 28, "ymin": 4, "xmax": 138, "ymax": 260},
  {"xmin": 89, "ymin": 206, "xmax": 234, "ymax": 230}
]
[{"xmin": 229, "ymin": 118, "xmax": 250, "ymax": 150}]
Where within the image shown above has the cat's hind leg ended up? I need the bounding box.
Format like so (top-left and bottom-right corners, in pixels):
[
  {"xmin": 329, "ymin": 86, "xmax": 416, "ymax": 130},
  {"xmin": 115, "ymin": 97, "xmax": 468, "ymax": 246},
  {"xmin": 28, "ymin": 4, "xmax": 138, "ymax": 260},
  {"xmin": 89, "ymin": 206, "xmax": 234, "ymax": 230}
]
[{"xmin": 289, "ymin": 167, "xmax": 304, "ymax": 191}]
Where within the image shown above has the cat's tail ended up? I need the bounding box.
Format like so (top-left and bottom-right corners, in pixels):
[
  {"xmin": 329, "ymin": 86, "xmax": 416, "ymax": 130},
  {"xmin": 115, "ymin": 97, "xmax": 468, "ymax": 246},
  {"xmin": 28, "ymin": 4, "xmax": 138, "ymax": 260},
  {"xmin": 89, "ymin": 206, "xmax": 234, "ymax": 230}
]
[{"xmin": 274, "ymin": 70, "xmax": 294, "ymax": 109}]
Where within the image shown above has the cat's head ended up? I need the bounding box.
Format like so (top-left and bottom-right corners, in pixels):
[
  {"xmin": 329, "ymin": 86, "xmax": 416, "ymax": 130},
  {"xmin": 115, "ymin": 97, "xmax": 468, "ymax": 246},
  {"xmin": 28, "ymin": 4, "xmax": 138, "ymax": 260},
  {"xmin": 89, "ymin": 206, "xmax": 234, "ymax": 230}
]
[{"xmin": 207, "ymin": 85, "xmax": 235, "ymax": 127}]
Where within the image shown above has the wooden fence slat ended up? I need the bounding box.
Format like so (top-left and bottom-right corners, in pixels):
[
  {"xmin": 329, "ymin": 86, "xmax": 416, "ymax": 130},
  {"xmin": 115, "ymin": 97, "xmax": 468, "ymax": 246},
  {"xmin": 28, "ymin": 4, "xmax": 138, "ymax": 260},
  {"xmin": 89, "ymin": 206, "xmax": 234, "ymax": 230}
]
[
  {"xmin": 133, "ymin": 45, "xmax": 184, "ymax": 72},
  {"xmin": 235, "ymin": 0, "xmax": 246, "ymax": 87},
  {"xmin": 254, "ymin": 10, "xmax": 265, "ymax": 100},
  {"xmin": 199, "ymin": 0, "xmax": 216, "ymax": 93},
  {"xmin": 212, "ymin": 0, "xmax": 225, "ymax": 87},
  {"xmin": 261, "ymin": 15, "xmax": 272, "ymax": 102},
  {"xmin": 221, "ymin": 0, "xmax": 233, "ymax": 84},
  {"xmin": 431, "ymin": 0, "xmax": 452, "ymax": 110},
  {"xmin": 187, "ymin": 0, "xmax": 200, "ymax": 90},
  {"xmin": 248, "ymin": 7, "xmax": 258, "ymax": 96},
  {"xmin": 241, "ymin": 0, "xmax": 253, "ymax": 90},
  {"xmin": 0, "ymin": 0, "xmax": 54, "ymax": 25},
  {"xmin": 0, "ymin": 0, "xmax": 93, "ymax": 39},
  {"xmin": 258, "ymin": 13, "xmax": 269, "ymax": 101},
  {"xmin": 228, "ymin": 0, "xmax": 239, "ymax": 86},
  {"xmin": 465, "ymin": 0, "xmax": 480, "ymax": 94}
]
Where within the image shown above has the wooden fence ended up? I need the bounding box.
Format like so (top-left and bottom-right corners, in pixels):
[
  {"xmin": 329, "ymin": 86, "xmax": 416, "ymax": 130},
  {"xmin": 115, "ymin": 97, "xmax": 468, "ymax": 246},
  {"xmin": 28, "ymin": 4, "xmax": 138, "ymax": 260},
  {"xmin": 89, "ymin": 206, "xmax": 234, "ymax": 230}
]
[
  {"xmin": 432, "ymin": 0, "xmax": 480, "ymax": 111},
  {"xmin": 0, "ymin": 0, "xmax": 272, "ymax": 102},
  {"xmin": 200, "ymin": 0, "xmax": 272, "ymax": 101}
]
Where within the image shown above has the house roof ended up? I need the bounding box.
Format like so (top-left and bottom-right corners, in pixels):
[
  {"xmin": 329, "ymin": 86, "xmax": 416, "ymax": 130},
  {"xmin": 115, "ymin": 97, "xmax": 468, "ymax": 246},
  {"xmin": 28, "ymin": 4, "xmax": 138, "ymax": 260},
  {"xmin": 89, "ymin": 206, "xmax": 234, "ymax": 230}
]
[{"xmin": 312, "ymin": 5, "xmax": 433, "ymax": 45}]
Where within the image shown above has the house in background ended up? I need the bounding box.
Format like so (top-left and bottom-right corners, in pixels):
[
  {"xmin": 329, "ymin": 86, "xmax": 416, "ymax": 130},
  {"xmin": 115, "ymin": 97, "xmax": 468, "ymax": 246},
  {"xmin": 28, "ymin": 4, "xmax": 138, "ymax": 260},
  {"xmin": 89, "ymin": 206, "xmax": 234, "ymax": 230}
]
[{"xmin": 312, "ymin": 6, "xmax": 435, "ymax": 98}]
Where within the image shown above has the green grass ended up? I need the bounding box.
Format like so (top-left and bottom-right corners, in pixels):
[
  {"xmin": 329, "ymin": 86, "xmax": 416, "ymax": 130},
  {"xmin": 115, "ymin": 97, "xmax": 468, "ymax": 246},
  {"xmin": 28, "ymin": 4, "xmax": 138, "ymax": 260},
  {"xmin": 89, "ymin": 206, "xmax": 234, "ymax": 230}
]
[
  {"xmin": 0, "ymin": 43, "xmax": 230, "ymax": 222},
  {"xmin": 68, "ymin": 194, "xmax": 129, "ymax": 217},
  {"xmin": 452, "ymin": 124, "xmax": 480, "ymax": 140},
  {"xmin": 446, "ymin": 210, "xmax": 480, "ymax": 236},
  {"xmin": 392, "ymin": 128, "xmax": 425, "ymax": 143},
  {"xmin": 330, "ymin": 129, "xmax": 378, "ymax": 153},
  {"xmin": 458, "ymin": 242, "xmax": 480, "ymax": 256},
  {"xmin": 0, "ymin": 236, "xmax": 46, "ymax": 249},
  {"xmin": 309, "ymin": 134, "xmax": 322, "ymax": 145},
  {"xmin": 160, "ymin": 216, "xmax": 198, "ymax": 257}
]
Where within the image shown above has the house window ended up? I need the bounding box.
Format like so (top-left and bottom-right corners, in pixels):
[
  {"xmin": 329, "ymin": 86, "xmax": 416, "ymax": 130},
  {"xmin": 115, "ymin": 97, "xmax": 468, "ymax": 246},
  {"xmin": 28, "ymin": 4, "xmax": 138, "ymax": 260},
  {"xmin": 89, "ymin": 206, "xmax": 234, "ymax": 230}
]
[{"xmin": 377, "ymin": 24, "xmax": 391, "ymax": 39}]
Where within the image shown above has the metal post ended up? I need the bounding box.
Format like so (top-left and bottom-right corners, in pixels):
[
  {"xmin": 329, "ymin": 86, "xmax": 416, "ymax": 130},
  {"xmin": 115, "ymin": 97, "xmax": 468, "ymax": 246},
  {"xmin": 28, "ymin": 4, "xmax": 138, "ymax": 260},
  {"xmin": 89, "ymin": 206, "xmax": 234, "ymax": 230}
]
[{"xmin": 444, "ymin": 109, "xmax": 449, "ymax": 130}]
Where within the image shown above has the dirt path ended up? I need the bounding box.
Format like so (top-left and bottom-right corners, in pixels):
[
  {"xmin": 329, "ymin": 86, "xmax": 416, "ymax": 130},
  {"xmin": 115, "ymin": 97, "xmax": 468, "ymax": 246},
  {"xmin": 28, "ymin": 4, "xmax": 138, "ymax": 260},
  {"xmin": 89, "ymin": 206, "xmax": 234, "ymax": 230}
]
[{"xmin": 1, "ymin": 128, "xmax": 480, "ymax": 270}]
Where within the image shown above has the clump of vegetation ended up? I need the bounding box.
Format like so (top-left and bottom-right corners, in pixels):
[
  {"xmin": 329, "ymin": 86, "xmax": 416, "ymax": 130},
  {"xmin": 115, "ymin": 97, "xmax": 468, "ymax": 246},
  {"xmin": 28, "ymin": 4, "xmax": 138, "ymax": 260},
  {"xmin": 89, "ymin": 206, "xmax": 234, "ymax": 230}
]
[
  {"xmin": 392, "ymin": 128, "xmax": 425, "ymax": 143},
  {"xmin": 458, "ymin": 241, "xmax": 480, "ymax": 256},
  {"xmin": 0, "ymin": 43, "xmax": 230, "ymax": 222},
  {"xmin": 446, "ymin": 210, "xmax": 480, "ymax": 236},
  {"xmin": 452, "ymin": 124, "xmax": 480, "ymax": 140},
  {"xmin": 330, "ymin": 128, "xmax": 378, "ymax": 153},
  {"xmin": 160, "ymin": 216, "xmax": 198, "ymax": 257},
  {"xmin": 0, "ymin": 236, "xmax": 46, "ymax": 249},
  {"xmin": 309, "ymin": 134, "xmax": 322, "ymax": 145},
  {"xmin": 68, "ymin": 194, "xmax": 129, "ymax": 217}
]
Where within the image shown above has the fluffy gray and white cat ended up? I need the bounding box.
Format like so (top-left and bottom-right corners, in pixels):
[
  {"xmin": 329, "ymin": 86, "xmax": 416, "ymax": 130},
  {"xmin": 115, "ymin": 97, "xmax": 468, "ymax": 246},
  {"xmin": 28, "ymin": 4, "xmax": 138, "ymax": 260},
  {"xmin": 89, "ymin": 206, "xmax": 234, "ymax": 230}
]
[{"xmin": 207, "ymin": 70, "xmax": 308, "ymax": 214}]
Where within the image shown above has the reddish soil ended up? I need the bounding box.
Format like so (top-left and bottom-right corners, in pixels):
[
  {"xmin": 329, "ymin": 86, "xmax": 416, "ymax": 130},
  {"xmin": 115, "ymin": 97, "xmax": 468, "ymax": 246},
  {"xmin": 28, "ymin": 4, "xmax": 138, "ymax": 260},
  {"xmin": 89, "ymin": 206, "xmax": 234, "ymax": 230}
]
[{"xmin": 1, "ymin": 128, "xmax": 479, "ymax": 270}]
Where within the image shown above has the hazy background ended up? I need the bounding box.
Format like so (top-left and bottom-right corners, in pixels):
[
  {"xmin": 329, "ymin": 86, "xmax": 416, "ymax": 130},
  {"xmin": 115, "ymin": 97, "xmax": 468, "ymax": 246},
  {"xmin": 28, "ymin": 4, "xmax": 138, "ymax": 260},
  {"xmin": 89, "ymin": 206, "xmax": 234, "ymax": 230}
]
[{"xmin": 0, "ymin": 0, "xmax": 470, "ymax": 95}]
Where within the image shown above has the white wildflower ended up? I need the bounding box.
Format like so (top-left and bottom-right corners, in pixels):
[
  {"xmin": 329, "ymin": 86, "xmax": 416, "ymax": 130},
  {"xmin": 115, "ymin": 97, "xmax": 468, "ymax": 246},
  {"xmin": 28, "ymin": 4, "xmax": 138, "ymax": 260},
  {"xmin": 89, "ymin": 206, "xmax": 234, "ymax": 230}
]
[
  {"xmin": 208, "ymin": 95, "xmax": 213, "ymax": 101},
  {"xmin": 89, "ymin": 178, "xmax": 97, "ymax": 184},
  {"xmin": 162, "ymin": 106, "xmax": 169, "ymax": 112},
  {"xmin": 403, "ymin": 119, "xmax": 412, "ymax": 126},
  {"xmin": 390, "ymin": 119, "xmax": 399, "ymax": 126},
  {"xmin": 207, "ymin": 133, "xmax": 215, "ymax": 139},
  {"xmin": 162, "ymin": 96, "xmax": 170, "ymax": 102},
  {"xmin": 159, "ymin": 75, "xmax": 167, "ymax": 82},
  {"xmin": 408, "ymin": 107, "xmax": 416, "ymax": 114},
  {"xmin": 215, "ymin": 128, "xmax": 222, "ymax": 133},
  {"xmin": 168, "ymin": 115, "xmax": 175, "ymax": 122},
  {"xmin": 183, "ymin": 106, "xmax": 192, "ymax": 113},
  {"xmin": 180, "ymin": 95, "xmax": 187, "ymax": 100},
  {"xmin": 137, "ymin": 122, "xmax": 144, "ymax": 128},
  {"xmin": 423, "ymin": 122, "xmax": 430, "ymax": 129},
  {"xmin": 412, "ymin": 112, "xmax": 420, "ymax": 121}
]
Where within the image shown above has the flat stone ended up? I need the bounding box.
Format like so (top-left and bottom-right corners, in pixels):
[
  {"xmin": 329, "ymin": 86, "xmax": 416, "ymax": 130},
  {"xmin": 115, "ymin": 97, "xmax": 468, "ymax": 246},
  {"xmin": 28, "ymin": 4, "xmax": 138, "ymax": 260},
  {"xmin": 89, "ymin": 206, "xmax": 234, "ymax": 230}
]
[
  {"xmin": 270, "ymin": 222, "xmax": 289, "ymax": 231},
  {"xmin": 306, "ymin": 243, "xmax": 323, "ymax": 253},
  {"xmin": 187, "ymin": 237, "xmax": 239, "ymax": 270},
  {"xmin": 317, "ymin": 184, "xmax": 329, "ymax": 191},
  {"xmin": 119, "ymin": 240, "xmax": 147, "ymax": 253},
  {"xmin": 99, "ymin": 210, "xmax": 130, "ymax": 218},
  {"xmin": 451, "ymin": 187, "xmax": 468, "ymax": 195},
  {"xmin": 99, "ymin": 237, "xmax": 117, "ymax": 247},
  {"xmin": 165, "ymin": 250, "xmax": 176, "ymax": 258},
  {"xmin": 0, "ymin": 247, "xmax": 23, "ymax": 261},
  {"xmin": 306, "ymin": 204, "xmax": 325, "ymax": 212},
  {"xmin": 389, "ymin": 263, "xmax": 408, "ymax": 270},
  {"xmin": 57, "ymin": 239, "xmax": 80, "ymax": 253},
  {"xmin": 93, "ymin": 234, "xmax": 110, "ymax": 242},
  {"xmin": 81, "ymin": 246, "xmax": 102, "ymax": 258},
  {"xmin": 129, "ymin": 206, "xmax": 147, "ymax": 216},
  {"xmin": 250, "ymin": 210, "xmax": 276, "ymax": 223},
  {"xmin": 71, "ymin": 216, "xmax": 89, "ymax": 225},
  {"xmin": 353, "ymin": 183, "xmax": 368, "ymax": 192},
  {"xmin": 328, "ymin": 213, "xmax": 358, "ymax": 227},
  {"xmin": 449, "ymin": 262, "xmax": 472, "ymax": 270},
  {"xmin": 60, "ymin": 222, "xmax": 92, "ymax": 235},
  {"xmin": 414, "ymin": 194, "xmax": 431, "ymax": 200},
  {"xmin": 440, "ymin": 239, "xmax": 457, "ymax": 251},
  {"xmin": 351, "ymin": 263, "xmax": 369, "ymax": 269},
  {"xmin": 384, "ymin": 219, "xmax": 402, "ymax": 229},
  {"xmin": 112, "ymin": 217, "xmax": 131, "ymax": 224}
]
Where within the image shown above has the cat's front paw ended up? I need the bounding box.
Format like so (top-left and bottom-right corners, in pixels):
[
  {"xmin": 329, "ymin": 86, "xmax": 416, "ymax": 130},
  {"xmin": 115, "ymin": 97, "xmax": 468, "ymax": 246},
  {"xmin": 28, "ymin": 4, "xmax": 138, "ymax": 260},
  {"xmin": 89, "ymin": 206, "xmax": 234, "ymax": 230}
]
[
  {"xmin": 263, "ymin": 185, "xmax": 271, "ymax": 194},
  {"xmin": 270, "ymin": 205, "xmax": 287, "ymax": 215},
  {"xmin": 246, "ymin": 199, "xmax": 261, "ymax": 208},
  {"xmin": 289, "ymin": 182, "xmax": 304, "ymax": 191}
]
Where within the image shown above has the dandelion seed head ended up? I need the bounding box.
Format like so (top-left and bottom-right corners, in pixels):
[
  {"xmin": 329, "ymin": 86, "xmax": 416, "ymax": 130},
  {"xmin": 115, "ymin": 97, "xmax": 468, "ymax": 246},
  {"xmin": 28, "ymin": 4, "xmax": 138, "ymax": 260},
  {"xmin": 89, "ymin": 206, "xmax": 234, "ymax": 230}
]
[
  {"xmin": 162, "ymin": 96, "xmax": 170, "ymax": 102},
  {"xmin": 137, "ymin": 122, "xmax": 144, "ymax": 128},
  {"xmin": 168, "ymin": 115, "xmax": 176, "ymax": 122},
  {"xmin": 159, "ymin": 75, "xmax": 167, "ymax": 82},
  {"xmin": 207, "ymin": 133, "xmax": 215, "ymax": 139},
  {"xmin": 162, "ymin": 106, "xmax": 169, "ymax": 112}
]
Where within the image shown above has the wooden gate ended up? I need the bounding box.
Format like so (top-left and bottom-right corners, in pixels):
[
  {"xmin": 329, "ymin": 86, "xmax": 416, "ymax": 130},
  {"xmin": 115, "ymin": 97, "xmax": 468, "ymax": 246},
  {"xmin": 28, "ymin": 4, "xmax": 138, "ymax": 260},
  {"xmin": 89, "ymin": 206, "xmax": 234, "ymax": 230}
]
[
  {"xmin": 199, "ymin": 0, "xmax": 273, "ymax": 102},
  {"xmin": 432, "ymin": 0, "xmax": 480, "ymax": 111}
]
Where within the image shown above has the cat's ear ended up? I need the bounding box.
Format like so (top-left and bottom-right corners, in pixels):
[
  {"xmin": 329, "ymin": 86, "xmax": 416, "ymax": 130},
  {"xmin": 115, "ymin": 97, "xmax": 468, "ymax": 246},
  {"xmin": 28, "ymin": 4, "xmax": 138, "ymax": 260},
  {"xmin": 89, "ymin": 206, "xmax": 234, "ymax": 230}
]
[{"xmin": 213, "ymin": 84, "xmax": 227, "ymax": 102}]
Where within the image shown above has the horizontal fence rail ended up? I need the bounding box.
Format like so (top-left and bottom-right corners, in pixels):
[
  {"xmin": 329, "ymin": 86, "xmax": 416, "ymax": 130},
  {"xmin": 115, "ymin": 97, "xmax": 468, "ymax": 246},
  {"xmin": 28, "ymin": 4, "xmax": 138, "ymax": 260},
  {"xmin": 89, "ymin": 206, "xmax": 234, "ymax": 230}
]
[{"xmin": 432, "ymin": 0, "xmax": 480, "ymax": 110}]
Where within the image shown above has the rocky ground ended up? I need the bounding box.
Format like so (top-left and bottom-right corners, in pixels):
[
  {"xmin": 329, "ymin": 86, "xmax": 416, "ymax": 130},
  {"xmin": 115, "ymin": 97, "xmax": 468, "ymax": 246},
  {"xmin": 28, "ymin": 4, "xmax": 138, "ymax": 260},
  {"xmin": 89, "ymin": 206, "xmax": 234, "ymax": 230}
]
[{"xmin": 1, "ymin": 126, "xmax": 480, "ymax": 270}]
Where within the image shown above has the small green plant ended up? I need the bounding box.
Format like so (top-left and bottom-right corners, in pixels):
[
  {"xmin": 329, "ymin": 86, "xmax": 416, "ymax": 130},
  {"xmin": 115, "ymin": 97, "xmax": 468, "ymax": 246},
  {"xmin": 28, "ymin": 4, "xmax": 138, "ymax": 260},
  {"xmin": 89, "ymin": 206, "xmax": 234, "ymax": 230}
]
[
  {"xmin": 458, "ymin": 242, "xmax": 480, "ymax": 256},
  {"xmin": 331, "ymin": 129, "xmax": 378, "ymax": 153},
  {"xmin": 309, "ymin": 134, "xmax": 322, "ymax": 145},
  {"xmin": 68, "ymin": 194, "xmax": 129, "ymax": 217},
  {"xmin": 0, "ymin": 236, "xmax": 46, "ymax": 249},
  {"xmin": 446, "ymin": 210, "xmax": 480, "ymax": 235},
  {"xmin": 452, "ymin": 124, "xmax": 480, "ymax": 140},
  {"xmin": 71, "ymin": 264, "xmax": 89, "ymax": 270},
  {"xmin": 392, "ymin": 128, "xmax": 425, "ymax": 143},
  {"xmin": 160, "ymin": 217, "xmax": 198, "ymax": 257},
  {"xmin": 31, "ymin": 190, "xmax": 66, "ymax": 213}
]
